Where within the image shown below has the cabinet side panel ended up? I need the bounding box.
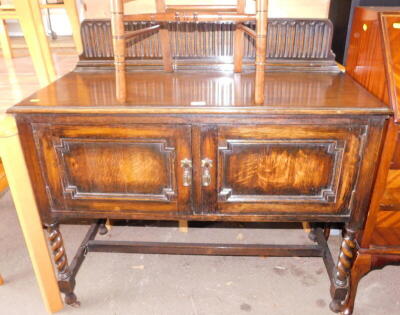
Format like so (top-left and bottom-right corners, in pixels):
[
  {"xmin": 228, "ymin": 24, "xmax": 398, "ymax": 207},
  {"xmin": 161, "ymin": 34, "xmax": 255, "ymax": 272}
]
[{"xmin": 346, "ymin": 7, "xmax": 390, "ymax": 104}]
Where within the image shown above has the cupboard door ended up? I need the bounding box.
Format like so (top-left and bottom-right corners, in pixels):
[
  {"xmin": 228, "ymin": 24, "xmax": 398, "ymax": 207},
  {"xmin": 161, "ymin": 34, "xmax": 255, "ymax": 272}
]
[
  {"xmin": 216, "ymin": 124, "xmax": 366, "ymax": 215},
  {"xmin": 33, "ymin": 124, "xmax": 191, "ymax": 215}
]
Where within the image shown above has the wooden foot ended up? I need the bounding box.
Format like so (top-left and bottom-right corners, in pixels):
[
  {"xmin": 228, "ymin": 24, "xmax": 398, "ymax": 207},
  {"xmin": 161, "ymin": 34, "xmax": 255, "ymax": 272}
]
[
  {"xmin": 64, "ymin": 292, "xmax": 80, "ymax": 307},
  {"xmin": 330, "ymin": 228, "xmax": 357, "ymax": 313},
  {"xmin": 47, "ymin": 223, "xmax": 79, "ymax": 306},
  {"xmin": 99, "ymin": 218, "xmax": 112, "ymax": 235},
  {"xmin": 0, "ymin": 273, "xmax": 4, "ymax": 285},
  {"xmin": 341, "ymin": 253, "xmax": 372, "ymax": 315},
  {"xmin": 308, "ymin": 228, "xmax": 317, "ymax": 242},
  {"xmin": 99, "ymin": 221, "xmax": 108, "ymax": 235},
  {"xmin": 307, "ymin": 224, "xmax": 329, "ymax": 242}
]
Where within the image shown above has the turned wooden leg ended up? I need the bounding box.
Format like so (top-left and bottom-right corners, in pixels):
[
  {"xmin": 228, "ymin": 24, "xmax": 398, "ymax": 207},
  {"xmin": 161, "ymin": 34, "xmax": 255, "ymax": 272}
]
[
  {"xmin": 330, "ymin": 228, "xmax": 357, "ymax": 313},
  {"xmin": 341, "ymin": 253, "xmax": 372, "ymax": 315},
  {"xmin": 47, "ymin": 223, "xmax": 80, "ymax": 307}
]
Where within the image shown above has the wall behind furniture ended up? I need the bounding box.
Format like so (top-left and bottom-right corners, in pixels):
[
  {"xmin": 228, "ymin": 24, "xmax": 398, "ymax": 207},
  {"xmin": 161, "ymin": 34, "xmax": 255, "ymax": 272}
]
[
  {"xmin": 84, "ymin": 0, "xmax": 330, "ymax": 19},
  {"xmin": 329, "ymin": 0, "xmax": 400, "ymax": 65},
  {"xmin": 6, "ymin": 0, "xmax": 331, "ymax": 39}
]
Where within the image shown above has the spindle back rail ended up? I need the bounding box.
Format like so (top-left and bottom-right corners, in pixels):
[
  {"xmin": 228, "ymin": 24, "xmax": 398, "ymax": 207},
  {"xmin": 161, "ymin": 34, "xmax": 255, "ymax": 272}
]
[{"xmin": 111, "ymin": 0, "xmax": 268, "ymax": 104}]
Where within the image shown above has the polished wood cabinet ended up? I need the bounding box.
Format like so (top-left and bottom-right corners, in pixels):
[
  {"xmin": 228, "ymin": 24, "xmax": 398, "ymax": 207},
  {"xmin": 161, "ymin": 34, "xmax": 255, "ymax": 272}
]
[
  {"xmin": 10, "ymin": 69, "xmax": 390, "ymax": 313},
  {"xmin": 20, "ymin": 115, "xmax": 384, "ymax": 224}
]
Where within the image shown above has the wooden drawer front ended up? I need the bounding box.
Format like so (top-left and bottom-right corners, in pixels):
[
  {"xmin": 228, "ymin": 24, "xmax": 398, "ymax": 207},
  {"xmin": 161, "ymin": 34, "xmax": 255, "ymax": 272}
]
[
  {"xmin": 33, "ymin": 124, "xmax": 191, "ymax": 214},
  {"xmin": 217, "ymin": 125, "xmax": 364, "ymax": 215}
]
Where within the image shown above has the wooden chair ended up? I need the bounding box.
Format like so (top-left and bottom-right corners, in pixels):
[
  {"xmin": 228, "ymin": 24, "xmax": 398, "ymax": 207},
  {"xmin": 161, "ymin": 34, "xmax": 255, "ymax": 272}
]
[
  {"xmin": 111, "ymin": 0, "xmax": 268, "ymax": 104},
  {"xmin": 0, "ymin": 0, "xmax": 56, "ymax": 86},
  {"xmin": 39, "ymin": 0, "xmax": 83, "ymax": 54},
  {"xmin": 0, "ymin": 0, "xmax": 82, "ymax": 58},
  {"xmin": 0, "ymin": 3, "xmax": 14, "ymax": 59}
]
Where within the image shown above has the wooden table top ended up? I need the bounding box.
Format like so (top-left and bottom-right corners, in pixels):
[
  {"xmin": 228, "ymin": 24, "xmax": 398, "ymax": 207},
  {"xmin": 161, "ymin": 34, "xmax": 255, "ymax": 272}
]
[{"xmin": 8, "ymin": 70, "xmax": 391, "ymax": 116}]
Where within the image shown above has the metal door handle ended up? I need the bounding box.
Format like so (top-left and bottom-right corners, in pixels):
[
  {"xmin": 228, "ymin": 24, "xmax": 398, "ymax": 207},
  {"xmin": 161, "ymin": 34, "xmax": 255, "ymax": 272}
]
[
  {"xmin": 180, "ymin": 158, "xmax": 192, "ymax": 187},
  {"xmin": 201, "ymin": 158, "xmax": 213, "ymax": 187}
]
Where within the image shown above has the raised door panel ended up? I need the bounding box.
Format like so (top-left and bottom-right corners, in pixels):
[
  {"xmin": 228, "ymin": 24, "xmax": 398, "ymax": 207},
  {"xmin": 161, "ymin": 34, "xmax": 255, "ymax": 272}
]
[
  {"xmin": 33, "ymin": 124, "xmax": 191, "ymax": 215},
  {"xmin": 217, "ymin": 124, "xmax": 366, "ymax": 215}
]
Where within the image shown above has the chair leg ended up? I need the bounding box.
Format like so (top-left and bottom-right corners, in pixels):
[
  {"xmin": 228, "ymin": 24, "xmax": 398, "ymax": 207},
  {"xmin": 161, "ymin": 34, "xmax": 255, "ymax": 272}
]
[
  {"xmin": 0, "ymin": 115, "xmax": 63, "ymax": 313},
  {"xmin": 13, "ymin": 0, "xmax": 56, "ymax": 87},
  {"xmin": 155, "ymin": 0, "xmax": 173, "ymax": 72},
  {"xmin": 47, "ymin": 223, "xmax": 80, "ymax": 307},
  {"xmin": 63, "ymin": 0, "xmax": 83, "ymax": 54},
  {"xmin": 233, "ymin": 25, "xmax": 245, "ymax": 73},
  {"xmin": 0, "ymin": 20, "xmax": 13, "ymax": 59},
  {"xmin": 234, "ymin": 0, "xmax": 246, "ymax": 72},
  {"xmin": 0, "ymin": 273, "xmax": 4, "ymax": 285}
]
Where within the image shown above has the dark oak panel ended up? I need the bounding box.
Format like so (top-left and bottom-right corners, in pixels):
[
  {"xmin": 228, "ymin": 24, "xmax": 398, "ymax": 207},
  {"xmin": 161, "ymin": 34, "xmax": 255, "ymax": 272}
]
[
  {"xmin": 220, "ymin": 141, "xmax": 337, "ymax": 198},
  {"xmin": 32, "ymin": 124, "xmax": 191, "ymax": 214},
  {"xmin": 217, "ymin": 124, "xmax": 366, "ymax": 215},
  {"xmin": 59, "ymin": 140, "xmax": 175, "ymax": 200}
]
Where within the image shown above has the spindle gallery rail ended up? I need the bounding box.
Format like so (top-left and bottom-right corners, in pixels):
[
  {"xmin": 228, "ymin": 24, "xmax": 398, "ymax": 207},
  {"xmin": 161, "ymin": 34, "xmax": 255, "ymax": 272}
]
[{"xmin": 111, "ymin": 0, "xmax": 268, "ymax": 104}]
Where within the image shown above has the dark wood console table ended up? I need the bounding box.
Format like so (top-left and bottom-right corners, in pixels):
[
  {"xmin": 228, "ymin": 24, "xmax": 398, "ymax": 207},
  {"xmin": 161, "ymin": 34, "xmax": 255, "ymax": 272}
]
[{"xmin": 7, "ymin": 17, "xmax": 392, "ymax": 314}]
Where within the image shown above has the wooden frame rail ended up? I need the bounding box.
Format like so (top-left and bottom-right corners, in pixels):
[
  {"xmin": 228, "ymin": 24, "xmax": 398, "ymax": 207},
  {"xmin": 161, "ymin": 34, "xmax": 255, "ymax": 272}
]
[
  {"xmin": 60, "ymin": 221, "xmax": 335, "ymax": 305},
  {"xmin": 111, "ymin": 0, "xmax": 268, "ymax": 104}
]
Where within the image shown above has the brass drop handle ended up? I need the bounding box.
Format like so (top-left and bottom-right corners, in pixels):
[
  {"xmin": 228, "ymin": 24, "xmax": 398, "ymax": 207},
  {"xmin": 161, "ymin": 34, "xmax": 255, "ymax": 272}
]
[
  {"xmin": 201, "ymin": 158, "xmax": 213, "ymax": 187},
  {"xmin": 180, "ymin": 158, "xmax": 192, "ymax": 187}
]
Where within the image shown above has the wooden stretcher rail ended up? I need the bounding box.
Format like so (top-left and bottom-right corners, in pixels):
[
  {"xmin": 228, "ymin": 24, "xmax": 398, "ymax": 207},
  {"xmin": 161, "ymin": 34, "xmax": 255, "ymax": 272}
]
[
  {"xmin": 166, "ymin": 5, "xmax": 238, "ymax": 11},
  {"xmin": 238, "ymin": 23, "xmax": 256, "ymax": 38},
  {"xmin": 123, "ymin": 12, "xmax": 256, "ymax": 22},
  {"xmin": 122, "ymin": 25, "xmax": 160, "ymax": 40},
  {"xmin": 87, "ymin": 240, "xmax": 325, "ymax": 257}
]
